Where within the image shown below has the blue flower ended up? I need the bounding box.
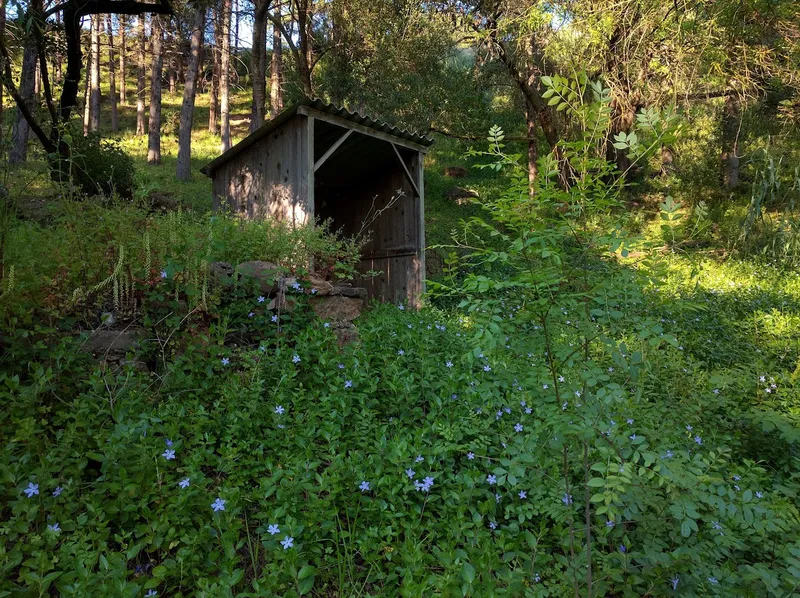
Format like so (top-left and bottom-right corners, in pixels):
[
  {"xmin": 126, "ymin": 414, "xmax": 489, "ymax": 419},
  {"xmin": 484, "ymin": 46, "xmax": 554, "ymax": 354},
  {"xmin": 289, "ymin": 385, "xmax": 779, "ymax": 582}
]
[
  {"xmin": 562, "ymin": 493, "xmax": 573, "ymax": 505},
  {"xmin": 324, "ymin": 322, "xmax": 330, "ymax": 328},
  {"xmin": 146, "ymin": 591, "xmax": 158, "ymax": 597},
  {"xmin": 629, "ymin": 434, "xmax": 636, "ymax": 441},
  {"xmin": 446, "ymin": 361, "xmax": 453, "ymax": 368},
  {"xmin": 518, "ymin": 490, "xmax": 527, "ymax": 499},
  {"xmin": 24, "ymin": 482, "xmax": 39, "ymax": 498},
  {"xmin": 292, "ymin": 281, "xmax": 302, "ymax": 291},
  {"xmin": 344, "ymin": 380, "xmax": 353, "ymax": 389},
  {"xmin": 483, "ymin": 365, "xmax": 491, "ymax": 372},
  {"xmin": 47, "ymin": 522, "xmax": 60, "ymax": 532},
  {"xmin": 275, "ymin": 405, "xmax": 285, "ymax": 415},
  {"xmin": 271, "ymin": 315, "xmax": 278, "ymax": 323},
  {"xmin": 292, "ymin": 354, "xmax": 301, "ymax": 364},
  {"xmin": 606, "ymin": 520, "xmax": 615, "ymax": 528},
  {"xmin": 268, "ymin": 524, "xmax": 280, "ymax": 535},
  {"xmin": 415, "ymin": 455, "xmax": 424, "ymax": 463},
  {"xmin": 405, "ymin": 468, "xmax": 415, "ymax": 479},
  {"xmin": 489, "ymin": 521, "xmax": 497, "ymax": 530},
  {"xmin": 211, "ymin": 497, "xmax": 226, "ymax": 512},
  {"xmin": 694, "ymin": 435, "xmax": 702, "ymax": 445},
  {"xmin": 162, "ymin": 449, "xmax": 176, "ymax": 460},
  {"xmin": 281, "ymin": 536, "xmax": 294, "ymax": 550},
  {"xmin": 487, "ymin": 474, "xmax": 497, "ymax": 485},
  {"xmin": 619, "ymin": 545, "xmax": 627, "ymax": 553},
  {"xmin": 756, "ymin": 491, "xmax": 763, "ymax": 499},
  {"xmin": 671, "ymin": 576, "xmax": 679, "ymax": 590},
  {"xmin": 248, "ymin": 312, "xmax": 255, "ymax": 318},
  {"xmin": 627, "ymin": 418, "xmax": 634, "ymax": 424},
  {"xmin": 397, "ymin": 349, "xmax": 405, "ymax": 355},
  {"xmin": 397, "ymin": 304, "xmax": 404, "ymax": 311},
  {"xmin": 359, "ymin": 481, "xmax": 370, "ymax": 492},
  {"xmin": 338, "ymin": 363, "xmax": 345, "ymax": 369},
  {"xmin": 414, "ymin": 476, "xmax": 434, "ymax": 492},
  {"xmin": 525, "ymin": 407, "xmax": 533, "ymax": 414},
  {"xmin": 165, "ymin": 438, "xmax": 174, "ymax": 447},
  {"xmin": 662, "ymin": 450, "xmax": 674, "ymax": 459},
  {"xmin": 467, "ymin": 452, "xmax": 475, "ymax": 460},
  {"xmin": 52, "ymin": 486, "xmax": 63, "ymax": 497},
  {"xmin": 257, "ymin": 296, "xmax": 265, "ymax": 303},
  {"xmin": 708, "ymin": 577, "xmax": 718, "ymax": 584},
  {"xmin": 514, "ymin": 423, "xmax": 523, "ymax": 433},
  {"xmin": 221, "ymin": 358, "xmax": 230, "ymax": 366},
  {"xmin": 160, "ymin": 271, "xmax": 167, "ymax": 279},
  {"xmin": 179, "ymin": 477, "xmax": 190, "ymax": 489}
]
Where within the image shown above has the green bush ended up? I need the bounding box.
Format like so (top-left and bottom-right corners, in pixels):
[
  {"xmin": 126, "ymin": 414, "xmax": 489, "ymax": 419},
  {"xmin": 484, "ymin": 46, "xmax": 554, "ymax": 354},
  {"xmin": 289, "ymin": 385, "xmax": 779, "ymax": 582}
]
[{"xmin": 51, "ymin": 130, "xmax": 137, "ymax": 199}]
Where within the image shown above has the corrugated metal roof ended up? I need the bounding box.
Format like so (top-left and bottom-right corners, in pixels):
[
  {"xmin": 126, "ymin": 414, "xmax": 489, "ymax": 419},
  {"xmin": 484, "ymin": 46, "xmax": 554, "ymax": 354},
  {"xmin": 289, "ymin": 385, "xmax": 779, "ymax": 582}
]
[{"xmin": 200, "ymin": 97, "xmax": 433, "ymax": 176}]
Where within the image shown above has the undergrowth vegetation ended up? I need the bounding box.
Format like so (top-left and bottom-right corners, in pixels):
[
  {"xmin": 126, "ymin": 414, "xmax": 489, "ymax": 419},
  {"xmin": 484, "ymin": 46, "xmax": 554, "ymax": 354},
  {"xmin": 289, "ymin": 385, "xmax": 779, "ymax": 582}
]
[{"xmin": 2, "ymin": 78, "xmax": 800, "ymax": 597}]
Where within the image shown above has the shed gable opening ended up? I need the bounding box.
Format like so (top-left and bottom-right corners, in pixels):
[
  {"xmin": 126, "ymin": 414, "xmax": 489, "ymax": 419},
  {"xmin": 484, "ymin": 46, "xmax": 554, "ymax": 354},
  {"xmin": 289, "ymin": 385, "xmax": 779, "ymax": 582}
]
[{"xmin": 312, "ymin": 119, "xmax": 422, "ymax": 302}]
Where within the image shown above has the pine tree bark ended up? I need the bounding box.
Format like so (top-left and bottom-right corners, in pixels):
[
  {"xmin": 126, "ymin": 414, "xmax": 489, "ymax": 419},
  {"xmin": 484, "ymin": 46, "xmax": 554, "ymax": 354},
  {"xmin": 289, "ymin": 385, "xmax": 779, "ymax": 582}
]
[
  {"xmin": 220, "ymin": 0, "xmax": 232, "ymax": 151},
  {"xmin": 9, "ymin": 36, "xmax": 37, "ymax": 163},
  {"xmin": 119, "ymin": 15, "xmax": 127, "ymax": 105},
  {"xmin": 0, "ymin": 4, "xmax": 5, "ymax": 156},
  {"xmin": 269, "ymin": 12, "xmax": 283, "ymax": 116},
  {"xmin": 89, "ymin": 14, "xmax": 101, "ymax": 132},
  {"xmin": 177, "ymin": 5, "xmax": 205, "ymax": 181},
  {"xmin": 250, "ymin": 0, "xmax": 269, "ymax": 131},
  {"xmin": 136, "ymin": 15, "xmax": 147, "ymax": 135},
  {"xmin": 148, "ymin": 15, "xmax": 164, "ymax": 164},
  {"xmin": 209, "ymin": 7, "xmax": 220, "ymax": 133},
  {"xmin": 107, "ymin": 15, "xmax": 119, "ymax": 132},
  {"xmin": 54, "ymin": 11, "xmax": 63, "ymax": 83},
  {"xmin": 721, "ymin": 93, "xmax": 741, "ymax": 190},
  {"xmin": 167, "ymin": 29, "xmax": 176, "ymax": 94}
]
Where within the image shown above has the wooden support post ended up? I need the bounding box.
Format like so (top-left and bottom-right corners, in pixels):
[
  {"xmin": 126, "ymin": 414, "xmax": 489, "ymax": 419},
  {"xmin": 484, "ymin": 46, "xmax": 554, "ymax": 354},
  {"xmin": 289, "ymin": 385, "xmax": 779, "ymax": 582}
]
[
  {"xmin": 416, "ymin": 150, "xmax": 426, "ymax": 300},
  {"xmin": 391, "ymin": 142, "xmax": 421, "ymax": 198},
  {"xmin": 314, "ymin": 128, "xmax": 352, "ymax": 171}
]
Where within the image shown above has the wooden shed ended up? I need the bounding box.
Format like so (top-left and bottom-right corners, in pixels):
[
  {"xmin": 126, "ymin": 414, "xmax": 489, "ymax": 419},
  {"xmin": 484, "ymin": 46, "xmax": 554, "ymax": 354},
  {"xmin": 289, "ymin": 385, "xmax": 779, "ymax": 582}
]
[{"xmin": 201, "ymin": 98, "xmax": 433, "ymax": 305}]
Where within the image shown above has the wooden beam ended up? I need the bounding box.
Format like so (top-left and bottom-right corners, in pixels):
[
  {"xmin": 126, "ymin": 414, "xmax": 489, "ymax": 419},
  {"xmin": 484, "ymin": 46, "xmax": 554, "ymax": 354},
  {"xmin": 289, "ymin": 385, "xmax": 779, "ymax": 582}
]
[
  {"xmin": 416, "ymin": 151, "xmax": 426, "ymax": 300},
  {"xmin": 297, "ymin": 105, "xmax": 430, "ymax": 154},
  {"xmin": 391, "ymin": 143, "xmax": 421, "ymax": 198},
  {"xmin": 314, "ymin": 128, "xmax": 352, "ymax": 172}
]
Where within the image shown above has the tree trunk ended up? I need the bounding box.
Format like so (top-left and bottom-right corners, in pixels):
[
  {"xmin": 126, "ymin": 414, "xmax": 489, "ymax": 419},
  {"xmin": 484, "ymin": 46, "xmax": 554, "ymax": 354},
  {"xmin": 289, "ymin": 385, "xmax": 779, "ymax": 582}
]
[
  {"xmin": 209, "ymin": 7, "xmax": 220, "ymax": 133},
  {"xmin": 250, "ymin": 0, "xmax": 269, "ymax": 131},
  {"xmin": 177, "ymin": 5, "xmax": 205, "ymax": 181},
  {"xmin": 89, "ymin": 14, "xmax": 101, "ymax": 132},
  {"xmin": 83, "ymin": 21, "xmax": 92, "ymax": 135},
  {"xmin": 136, "ymin": 15, "xmax": 147, "ymax": 135},
  {"xmin": 525, "ymin": 101, "xmax": 538, "ymax": 198},
  {"xmin": 54, "ymin": 10, "xmax": 63, "ymax": 83},
  {"xmin": 0, "ymin": 4, "xmax": 5, "ymax": 157},
  {"xmin": 269, "ymin": 12, "xmax": 283, "ymax": 116},
  {"xmin": 167, "ymin": 30, "xmax": 176, "ymax": 94},
  {"xmin": 234, "ymin": 0, "xmax": 239, "ymax": 47},
  {"xmin": 148, "ymin": 15, "xmax": 164, "ymax": 164},
  {"xmin": 721, "ymin": 92, "xmax": 740, "ymax": 190},
  {"xmin": 220, "ymin": 0, "xmax": 232, "ymax": 152},
  {"xmin": 107, "ymin": 15, "xmax": 119, "ymax": 132},
  {"xmin": 119, "ymin": 15, "xmax": 127, "ymax": 105},
  {"xmin": 9, "ymin": 35, "xmax": 37, "ymax": 163}
]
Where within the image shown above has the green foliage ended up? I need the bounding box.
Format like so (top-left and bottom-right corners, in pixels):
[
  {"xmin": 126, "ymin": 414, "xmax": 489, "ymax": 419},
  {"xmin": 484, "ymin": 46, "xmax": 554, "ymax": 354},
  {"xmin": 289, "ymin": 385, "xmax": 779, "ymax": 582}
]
[{"xmin": 51, "ymin": 128, "xmax": 137, "ymax": 199}]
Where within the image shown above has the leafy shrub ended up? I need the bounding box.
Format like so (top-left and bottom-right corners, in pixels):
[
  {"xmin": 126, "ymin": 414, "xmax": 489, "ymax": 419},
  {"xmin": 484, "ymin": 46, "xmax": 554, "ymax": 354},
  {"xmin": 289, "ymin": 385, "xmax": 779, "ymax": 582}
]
[{"xmin": 51, "ymin": 130, "xmax": 136, "ymax": 199}]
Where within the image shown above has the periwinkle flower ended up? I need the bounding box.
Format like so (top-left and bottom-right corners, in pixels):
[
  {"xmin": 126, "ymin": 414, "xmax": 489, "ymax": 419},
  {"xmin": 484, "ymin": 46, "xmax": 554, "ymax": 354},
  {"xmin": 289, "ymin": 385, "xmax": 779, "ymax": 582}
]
[
  {"xmin": 52, "ymin": 486, "xmax": 63, "ymax": 497},
  {"xmin": 629, "ymin": 434, "xmax": 636, "ymax": 441},
  {"xmin": 248, "ymin": 312, "xmax": 255, "ymax": 318},
  {"xmin": 268, "ymin": 524, "xmax": 280, "ymax": 535},
  {"xmin": 292, "ymin": 354, "xmax": 301, "ymax": 364},
  {"xmin": 694, "ymin": 435, "xmax": 703, "ymax": 445},
  {"xmin": 162, "ymin": 449, "xmax": 176, "ymax": 460},
  {"xmin": 514, "ymin": 423, "xmax": 523, "ymax": 433},
  {"xmin": 445, "ymin": 361, "xmax": 453, "ymax": 368},
  {"xmin": 220, "ymin": 358, "xmax": 230, "ymax": 366},
  {"xmin": 211, "ymin": 497, "xmax": 226, "ymax": 512},
  {"xmin": 483, "ymin": 365, "xmax": 491, "ymax": 372},
  {"xmin": 160, "ymin": 271, "xmax": 167, "ymax": 279},
  {"xmin": 708, "ymin": 577, "xmax": 718, "ymax": 584},
  {"xmin": 562, "ymin": 493, "xmax": 573, "ymax": 505},
  {"xmin": 525, "ymin": 407, "xmax": 533, "ymax": 414},
  {"xmin": 323, "ymin": 322, "xmax": 330, "ymax": 328},
  {"xmin": 24, "ymin": 482, "xmax": 39, "ymax": 498},
  {"xmin": 344, "ymin": 380, "xmax": 353, "ymax": 389},
  {"xmin": 397, "ymin": 304, "xmax": 404, "ymax": 311},
  {"xmin": 275, "ymin": 405, "xmax": 285, "ymax": 415},
  {"xmin": 257, "ymin": 296, "xmax": 265, "ymax": 303},
  {"xmin": 397, "ymin": 349, "xmax": 405, "ymax": 356},
  {"xmin": 626, "ymin": 418, "xmax": 634, "ymax": 425},
  {"xmin": 671, "ymin": 576, "xmax": 679, "ymax": 590},
  {"xmin": 606, "ymin": 520, "xmax": 615, "ymax": 528},
  {"xmin": 47, "ymin": 522, "xmax": 60, "ymax": 532},
  {"xmin": 415, "ymin": 455, "xmax": 424, "ymax": 463},
  {"xmin": 281, "ymin": 536, "xmax": 294, "ymax": 550},
  {"xmin": 487, "ymin": 474, "xmax": 497, "ymax": 485},
  {"xmin": 359, "ymin": 481, "xmax": 370, "ymax": 492},
  {"xmin": 619, "ymin": 544, "xmax": 627, "ymax": 553},
  {"xmin": 179, "ymin": 478, "xmax": 190, "ymax": 489},
  {"xmin": 518, "ymin": 490, "xmax": 527, "ymax": 499},
  {"xmin": 467, "ymin": 452, "xmax": 475, "ymax": 460},
  {"xmin": 146, "ymin": 591, "xmax": 158, "ymax": 597},
  {"xmin": 489, "ymin": 521, "xmax": 497, "ymax": 530},
  {"xmin": 271, "ymin": 315, "xmax": 278, "ymax": 323},
  {"xmin": 756, "ymin": 491, "xmax": 763, "ymax": 499},
  {"xmin": 405, "ymin": 468, "xmax": 415, "ymax": 479}
]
